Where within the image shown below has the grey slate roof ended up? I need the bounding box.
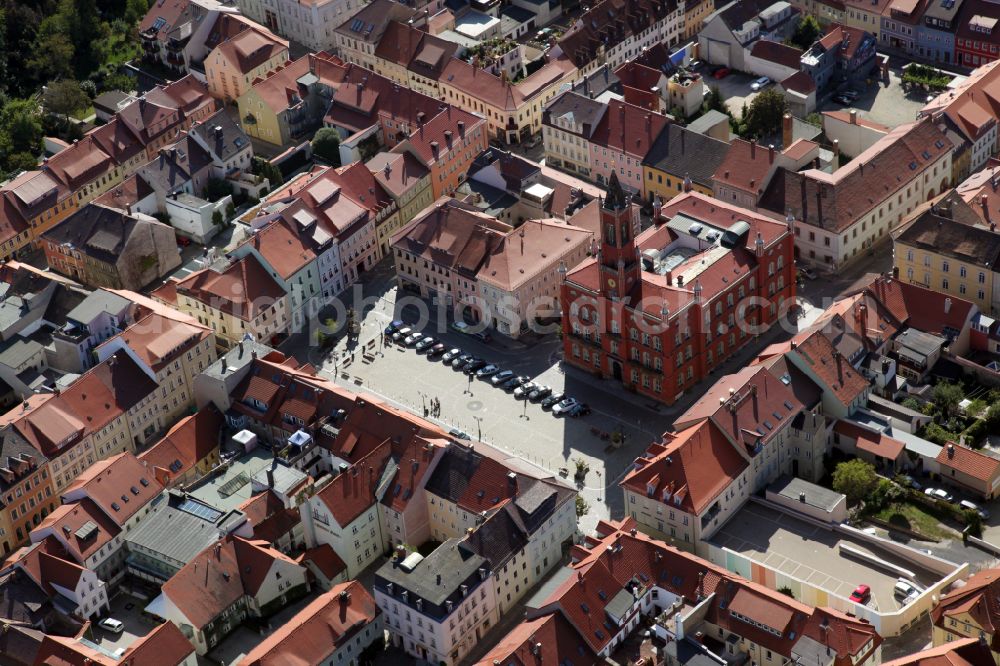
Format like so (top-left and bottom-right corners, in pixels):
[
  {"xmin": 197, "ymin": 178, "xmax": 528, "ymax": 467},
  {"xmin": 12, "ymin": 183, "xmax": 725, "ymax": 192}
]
[
  {"xmin": 189, "ymin": 110, "xmax": 251, "ymax": 163},
  {"xmin": 545, "ymin": 91, "xmax": 607, "ymax": 139},
  {"xmin": 0, "ymin": 338, "xmax": 42, "ymax": 369},
  {"xmin": 125, "ymin": 491, "xmax": 247, "ymax": 569},
  {"xmin": 375, "ymin": 538, "xmax": 488, "ymax": 613},
  {"xmin": 66, "ymin": 289, "xmax": 132, "ymax": 325},
  {"xmin": 642, "ymin": 124, "xmax": 730, "ymax": 190},
  {"xmin": 465, "ymin": 505, "xmax": 528, "ymax": 568}
]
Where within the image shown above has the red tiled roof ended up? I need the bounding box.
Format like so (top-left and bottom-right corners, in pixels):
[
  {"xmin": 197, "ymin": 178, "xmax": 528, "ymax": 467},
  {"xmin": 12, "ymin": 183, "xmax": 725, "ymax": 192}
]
[
  {"xmin": 621, "ymin": 420, "xmax": 749, "ymax": 515},
  {"xmin": 855, "ymin": 432, "xmax": 906, "ymax": 461},
  {"xmin": 863, "ymin": 275, "xmax": 976, "ymax": 338},
  {"xmin": 675, "ymin": 365, "xmax": 804, "ymax": 453},
  {"xmin": 240, "ymin": 581, "xmax": 380, "ymax": 666},
  {"xmin": 299, "ymin": 544, "xmax": 347, "ymax": 581},
  {"xmin": 102, "ymin": 311, "xmax": 211, "ymax": 373},
  {"xmin": 240, "ymin": 218, "xmax": 317, "ymax": 280},
  {"xmin": 750, "ymin": 40, "xmax": 804, "ymax": 69},
  {"xmin": 476, "ymin": 613, "xmax": 600, "ymax": 666},
  {"xmin": 881, "ymin": 638, "xmax": 994, "ymax": 666},
  {"xmin": 139, "ymin": 406, "xmax": 222, "ymax": 485},
  {"xmin": 937, "ymin": 443, "xmax": 1000, "ymax": 482},
  {"xmin": 118, "ymin": 622, "xmax": 195, "ymax": 666},
  {"xmin": 32, "ymin": 499, "xmax": 120, "ymax": 564},
  {"xmin": 933, "ymin": 569, "xmax": 1000, "ymax": 645},
  {"xmin": 213, "ymin": 27, "xmax": 288, "ymax": 75},
  {"xmin": 713, "ymin": 139, "xmax": 781, "ymax": 195},
  {"xmin": 62, "ymin": 453, "xmax": 163, "ymax": 527},
  {"xmin": 590, "ymin": 99, "xmax": 670, "ymax": 160},
  {"xmin": 174, "ymin": 254, "xmax": 286, "ymax": 321},
  {"xmin": 790, "ymin": 329, "xmax": 869, "ymax": 406},
  {"xmin": 161, "ymin": 536, "xmax": 301, "ymax": 629},
  {"xmin": 315, "ymin": 440, "xmax": 393, "ymax": 526}
]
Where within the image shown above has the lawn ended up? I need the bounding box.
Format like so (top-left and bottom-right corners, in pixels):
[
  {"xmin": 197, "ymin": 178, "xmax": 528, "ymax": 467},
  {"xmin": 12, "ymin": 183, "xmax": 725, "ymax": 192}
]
[{"xmin": 871, "ymin": 501, "xmax": 956, "ymax": 541}]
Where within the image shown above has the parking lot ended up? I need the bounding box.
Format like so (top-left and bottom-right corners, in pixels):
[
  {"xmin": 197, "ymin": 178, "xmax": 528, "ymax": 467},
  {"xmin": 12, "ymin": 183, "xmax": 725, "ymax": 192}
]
[
  {"xmin": 710, "ymin": 504, "xmax": 944, "ymax": 612},
  {"xmin": 87, "ymin": 592, "xmax": 160, "ymax": 654},
  {"xmin": 816, "ymin": 68, "xmax": 931, "ymax": 136}
]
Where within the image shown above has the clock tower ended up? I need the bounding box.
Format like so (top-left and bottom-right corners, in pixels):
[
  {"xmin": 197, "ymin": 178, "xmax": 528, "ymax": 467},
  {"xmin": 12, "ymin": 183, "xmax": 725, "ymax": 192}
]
[{"xmin": 598, "ymin": 172, "xmax": 640, "ymax": 299}]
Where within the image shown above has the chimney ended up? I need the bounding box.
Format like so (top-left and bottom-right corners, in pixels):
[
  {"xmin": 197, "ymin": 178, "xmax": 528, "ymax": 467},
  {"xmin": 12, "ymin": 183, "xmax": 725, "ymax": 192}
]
[
  {"xmin": 768, "ymin": 144, "xmax": 775, "ymax": 164},
  {"xmin": 782, "ymin": 113, "xmax": 792, "ymax": 147},
  {"xmin": 430, "ymin": 141, "xmax": 439, "ymax": 157},
  {"xmin": 750, "ymin": 139, "xmax": 756, "ymax": 159},
  {"xmin": 832, "ymin": 139, "xmax": 840, "ymax": 170},
  {"xmin": 444, "ymin": 130, "xmax": 453, "ymax": 148},
  {"xmin": 948, "ymin": 443, "xmax": 955, "ymax": 458},
  {"xmin": 507, "ymin": 471, "xmax": 517, "ymax": 494},
  {"xmin": 982, "ymin": 194, "xmax": 991, "ymax": 223},
  {"xmin": 945, "ymin": 297, "xmax": 952, "ymax": 314},
  {"xmin": 266, "ymin": 467, "xmax": 275, "ymax": 488},
  {"xmin": 457, "ymin": 120, "xmax": 465, "ymax": 137},
  {"xmin": 214, "ymin": 125, "xmax": 223, "ymax": 139},
  {"xmin": 850, "ymin": 109, "xmax": 858, "ymax": 125}
]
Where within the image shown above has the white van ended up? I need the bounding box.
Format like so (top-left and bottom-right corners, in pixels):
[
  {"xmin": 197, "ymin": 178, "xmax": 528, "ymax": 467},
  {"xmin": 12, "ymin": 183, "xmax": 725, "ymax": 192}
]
[{"xmin": 893, "ymin": 579, "xmax": 918, "ymax": 600}]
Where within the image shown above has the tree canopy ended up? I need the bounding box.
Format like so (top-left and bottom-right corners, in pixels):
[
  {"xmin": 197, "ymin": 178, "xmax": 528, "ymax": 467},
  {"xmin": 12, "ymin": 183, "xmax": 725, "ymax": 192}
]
[
  {"xmin": 832, "ymin": 459, "xmax": 878, "ymax": 505},
  {"xmin": 312, "ymin": 127, "xmax": 343, "ymax": 165},
  {"xmin": 789, "ymin": 15, "xmax": 822, "ymax": 50},
  {"xmin": 742, "ymin": 89, "xmax": 787, "ymax": 139}
]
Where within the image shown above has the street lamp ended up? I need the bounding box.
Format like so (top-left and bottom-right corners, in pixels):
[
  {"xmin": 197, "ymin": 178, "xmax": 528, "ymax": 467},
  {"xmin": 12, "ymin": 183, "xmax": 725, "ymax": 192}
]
[{"xmin": 472, "ymin": 415, "xmax": 483, "ymax": 442}]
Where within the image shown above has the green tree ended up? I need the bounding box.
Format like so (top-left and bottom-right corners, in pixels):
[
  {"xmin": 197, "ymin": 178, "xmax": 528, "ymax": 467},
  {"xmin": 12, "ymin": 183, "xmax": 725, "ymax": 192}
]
[
  {"xmin": 203, "ymin": 178, "xmax": 232, "ymax": 202},
  {"xmin": 311, "ymin": 127, "xmax": 342, "ymax": 165},
  {"xmin": 743, "ymin": 88, "xmax": 787, "ymax": 139},
  {"xmin": 43, "ymin": 79, "xmax": 89, "ymax": 124},
  {"xmin": 575, "ymin": 495, "xmax": 590, "ymax": 518},
  {"xmin": 933, "ymin": 381, "xmax": 964, "ymax": 418},
  {"xmin": 124, "ymin": 0, "xmax": 150, "ymax": 25},
  {"xmin": 832, "ymin": 459, "xmax": 878, "ymax": 505},
  {"xmin": 0, "ymin": 99, "xmax": 44, "ymax": 174},
  {"xmin": 790, "ymin": 15, "xmax": 822, "ymax": 50},
  {"xmin": 29, "ymin": 28, "xmax": 75, "ymax": 82},
  {"xmin": 60, "ymin": 0, "xmax": 103, "ymax": 78},
  {"xmin": 705, "ymin": 85, "xmax": 729, "ymax": 115}
]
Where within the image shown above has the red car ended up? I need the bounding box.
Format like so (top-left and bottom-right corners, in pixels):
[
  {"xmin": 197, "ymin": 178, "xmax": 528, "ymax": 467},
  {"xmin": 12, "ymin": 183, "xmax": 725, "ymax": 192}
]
[
  {"xmin": 712, "ymin": 67, "xmax": 731, "ymax": 79},
  {"xmin": 849, "ymin": 584, "xmax": 871, "ymax": 604}
]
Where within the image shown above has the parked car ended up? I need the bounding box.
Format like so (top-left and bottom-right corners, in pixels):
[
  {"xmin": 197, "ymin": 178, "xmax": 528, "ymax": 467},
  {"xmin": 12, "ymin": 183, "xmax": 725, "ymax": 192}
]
[
  {"xmin": 566, "ymin": 402, "xmax": 591, "ymax": 417},
  {"xmin": 427, "ymin": 343, "xmax": 446, "ymax": 357},
  {"xmin": 893, "ymin": 579, "xmax": 919, "ymax": 600},
  {"xmin": 552, "ymin": 397, "xmax": 580, "ymax": 415},
  {"xmin": 528, "ymin": 385, "xmax": 552, "ymax": 402},
  {"xmin": 832, "ymin": 94, "xmax": 853, "ymax": 105},
  {"xmin": 849, "ymin": 584, "xmax": 871, "ymax": 604},
  {"xmin": 513, "ymin": 382, "xmax": 538, "ymax": 399},
  {"xmin": 898, "ymin": 474, "xmax": 922, "ymax": 491},
  {"xmin": 688, "ymin": 59, "xmax": 703, "ymax": 70},
  {"xmin": 404, "ymin": 331, "xmax": 424, "ymax": 346},
  {"xmin": 463, "ymin": 359, "xmax": 488, "ymax": 374},
  {"xmin": 960, "ymin": 499, "xmax": 990, "ymax": 519},
  {"xmin": 442, "ymin": 348, "xmax": 463, "ymax": 363},
  {"xmin": 541, "ymin": 392, "xmax": 566, "ymax": 409},
  {"xmin": 451, "ymin": 321, "xmax": 472, "ymax": 334},
  {"xmin": 925, "ymin": 487, "xmax": 955, "ymax": 503},
  {"xmin": 448, "ymin": 428, "xmax": 471, "ymax": 440},
  {"xmin": 385, "ymin": 320, "xmax": 405, "ymax": 335},
  {"xmin": 501, "ymin": 375, "xmax": 529, "ymax": 391},
  {"xmin": 451, "ymin": 353, "xmax": 474, "ymax": 368},
  {"xmin": 476, "ymin": 364, "xmax": 500, "ymax": 378},
  {"xmin": 98, "ymin": 618, "xmax": 125, "ymax": 634},
  {"xmin": 750, "ymin": 76, "xmax": 771, "ymax": 91},
  {"xmin": 841, "ymin": 89, "xmax": 860, "ymax": 100},
  {"xmin": 712, "ymin": 66, "xmax": 731, "ymax": 79},
  {"xmin": 491, "ymin": 370, "xmax": 515, "ymax": 385},
  {"xmin": 391, "ymin": 326, "xmax": 412, "ymax": 342},
  {"xmin": 414, "ymin": 336, "xmax": 436, "ymax": 352},
  {"xmin": 799, "ymin": 267, "xmax": 818, "ymax": 281}
]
